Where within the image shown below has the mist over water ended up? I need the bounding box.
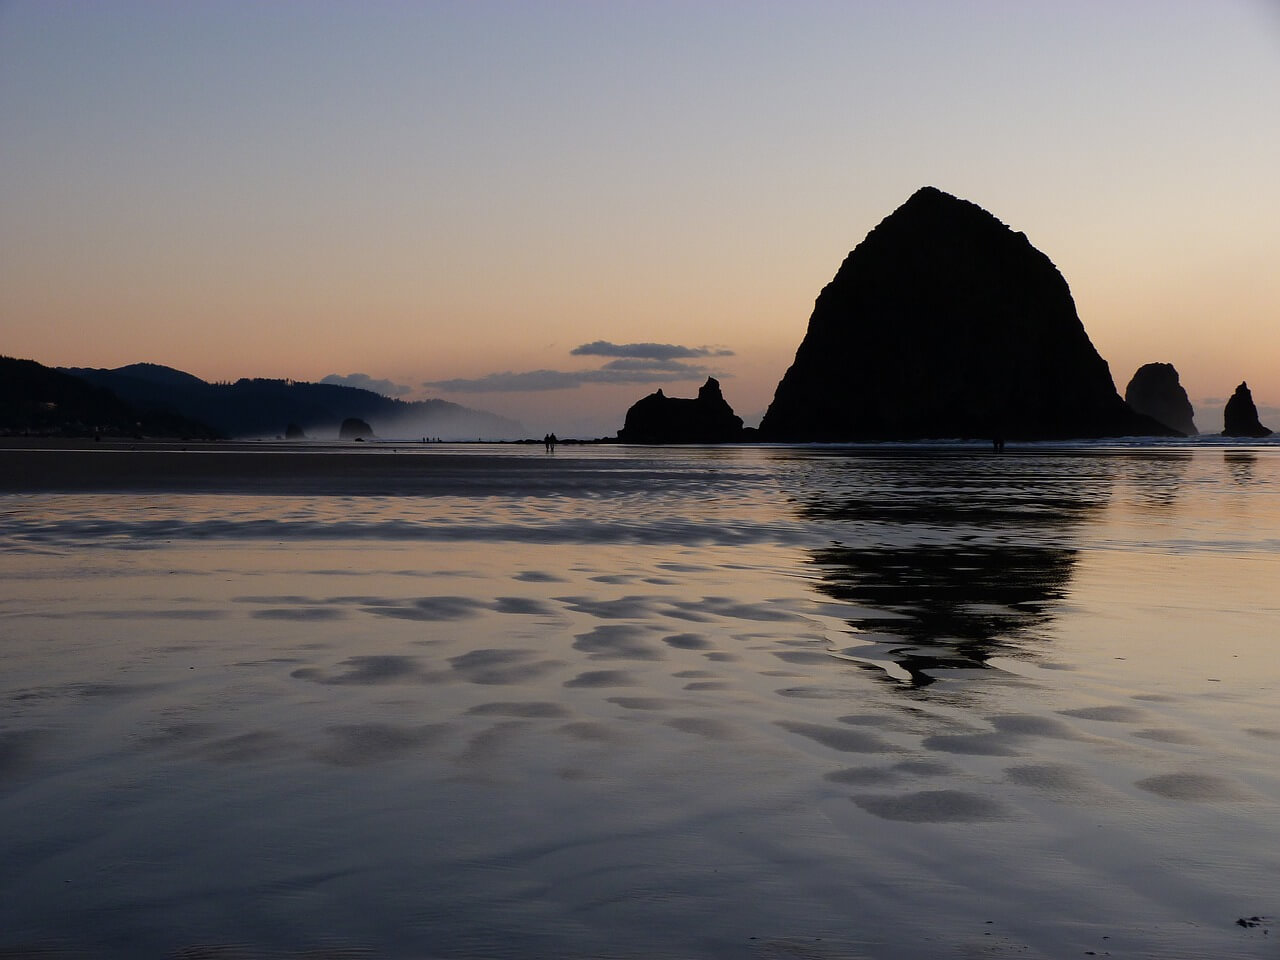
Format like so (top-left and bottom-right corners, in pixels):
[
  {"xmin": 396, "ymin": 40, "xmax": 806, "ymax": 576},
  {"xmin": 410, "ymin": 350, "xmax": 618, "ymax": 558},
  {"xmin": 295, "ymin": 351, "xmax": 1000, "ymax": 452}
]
[{"xmin": 2, "ymin": 443, "xmax": 1278, "ymax": 958}]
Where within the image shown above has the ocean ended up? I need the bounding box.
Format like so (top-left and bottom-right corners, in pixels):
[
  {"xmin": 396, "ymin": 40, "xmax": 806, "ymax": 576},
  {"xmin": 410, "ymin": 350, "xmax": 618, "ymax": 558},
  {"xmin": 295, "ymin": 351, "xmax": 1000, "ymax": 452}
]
[{"xmin": 1, "ymin": 440, "xmax": 1277, "ymax": 958}]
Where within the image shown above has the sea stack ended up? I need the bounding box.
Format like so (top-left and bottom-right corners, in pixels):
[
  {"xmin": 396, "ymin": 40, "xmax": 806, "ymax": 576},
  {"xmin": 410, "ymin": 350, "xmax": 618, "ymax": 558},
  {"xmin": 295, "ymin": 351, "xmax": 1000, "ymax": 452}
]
[
  {"xmin": 759, "ymin": 187, "xmax": 1170, "ymax": 441},
  {"xmin": 617, "ymin": 377, "xmax": 744, "ymax": 443},
  {"xmin": 338, "ymin": 417, "xmax": 374, "ymax": 440},
  {"xmin": 1222, "ymin": 382, "xmax": 1272, "ymax": 437},
  {"xmin": 1124, "ymin": 363, "xmax": 1197, "ymax": 436}
]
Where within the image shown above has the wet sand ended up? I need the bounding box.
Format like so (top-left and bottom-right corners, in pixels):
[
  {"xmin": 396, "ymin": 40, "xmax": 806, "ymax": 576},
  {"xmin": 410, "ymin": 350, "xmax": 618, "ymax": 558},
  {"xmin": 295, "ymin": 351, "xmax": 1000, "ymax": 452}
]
[{"xmin": 1, "ymin": 441, "xmax": 1277, "ymax": 957}]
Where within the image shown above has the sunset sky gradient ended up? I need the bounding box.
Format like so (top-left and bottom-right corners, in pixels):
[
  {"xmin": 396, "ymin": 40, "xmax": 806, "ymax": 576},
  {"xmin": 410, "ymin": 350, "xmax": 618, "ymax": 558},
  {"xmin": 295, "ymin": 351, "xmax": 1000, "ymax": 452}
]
[{"xmin": 3, "ymin": 1, "xmax": 1278, "ymax": 437}]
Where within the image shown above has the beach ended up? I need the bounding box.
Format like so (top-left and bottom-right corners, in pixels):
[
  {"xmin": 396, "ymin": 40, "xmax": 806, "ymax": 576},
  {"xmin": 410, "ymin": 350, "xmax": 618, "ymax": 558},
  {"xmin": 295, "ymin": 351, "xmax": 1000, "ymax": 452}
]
[{"xmin": 1, "ymin": 439, "xmax": 1277, "ymax": 958}]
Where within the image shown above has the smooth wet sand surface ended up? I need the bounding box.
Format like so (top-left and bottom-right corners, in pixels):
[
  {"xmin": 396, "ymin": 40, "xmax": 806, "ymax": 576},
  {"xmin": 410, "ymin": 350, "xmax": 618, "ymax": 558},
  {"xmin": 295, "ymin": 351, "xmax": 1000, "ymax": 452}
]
[{"xmin": 1, "ymin": 441, "xmax": 1278, "ymax": 957}]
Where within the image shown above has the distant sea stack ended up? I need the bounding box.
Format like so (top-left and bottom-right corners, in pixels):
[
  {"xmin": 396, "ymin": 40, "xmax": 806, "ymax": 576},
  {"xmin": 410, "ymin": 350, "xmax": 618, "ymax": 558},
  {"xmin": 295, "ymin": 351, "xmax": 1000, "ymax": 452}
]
[
  {"xmin": 338, "ymin": 417, "xmax": 373, "ymax": 440},
  {"xmin": 1124, "ymin": 363, "xmax": 1197, "ymax": 436},
  {"xmin": 617, "ymin": 377, "xmax": 744, "ymax": 443},
  {"xmin": 759, "ymin": 187, "xmax": 1173, "ymax": 441},
  {"xmin": 1222, "ymin": 382, "xmax": 1272, "ymax": 437}
]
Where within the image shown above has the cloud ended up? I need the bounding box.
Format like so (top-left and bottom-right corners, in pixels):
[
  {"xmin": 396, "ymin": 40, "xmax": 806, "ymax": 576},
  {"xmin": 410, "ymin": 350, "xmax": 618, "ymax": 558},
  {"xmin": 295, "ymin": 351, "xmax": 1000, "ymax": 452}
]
[
  {"xmin": 423, "ymin": 338, "xmax": 734, "ymax": 394},
  {"xmin": 425, "ymin": 370, "xmax": 595, "ymax": 393},
  {"xmin": 424, "ymin": 361, "xmax": 715, "ymax": 393},
  {"xmin": 571, "ymin": 340, "xmax": 734, "ymax": 360},
  {"xmin": 600, "ymin": 357, "xmax": 704, "ymax": 372},
  {"xmin": 322, "ymin": 373, "xmax": 411, "ymax": 397}
]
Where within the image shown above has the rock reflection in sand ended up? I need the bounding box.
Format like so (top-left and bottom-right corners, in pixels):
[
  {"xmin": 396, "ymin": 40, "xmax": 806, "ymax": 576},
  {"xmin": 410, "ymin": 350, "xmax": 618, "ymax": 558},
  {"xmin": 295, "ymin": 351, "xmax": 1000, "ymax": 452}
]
[
  {"xmin": 802, "ymin": 453, "xmax": 1110, "ymax": 686},
  {"xmin": 2, "ymin": 443, "xmax": 1279, "ymax": 959}
]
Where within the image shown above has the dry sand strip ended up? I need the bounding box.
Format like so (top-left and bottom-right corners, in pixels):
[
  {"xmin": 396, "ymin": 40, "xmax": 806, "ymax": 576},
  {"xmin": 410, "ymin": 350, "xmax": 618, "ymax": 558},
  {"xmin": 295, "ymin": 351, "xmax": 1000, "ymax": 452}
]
[{"xmin": 0, "ymin": 440, "xmax": 647, "ymax": 496}]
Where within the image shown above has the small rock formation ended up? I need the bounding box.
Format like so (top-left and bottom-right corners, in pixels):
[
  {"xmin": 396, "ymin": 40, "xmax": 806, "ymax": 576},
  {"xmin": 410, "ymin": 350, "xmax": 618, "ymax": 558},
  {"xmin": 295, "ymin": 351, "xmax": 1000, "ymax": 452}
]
[
  {"xmin": 284, "ymin": 422, "xmax": 306, "ymax": 439},
  {"xmin": 617, "ymin": 377, "xmax": 744, "ymax": 443},
  {"xmin": 1124, "ymin": 363, "xmax": 1197, "ymax": 436},
  {"xmin": 759, "ymin": 186, "xmax": 1172, "ymax": 441},
  {"xmin": 338, "ymin": 417, "xmax": 373, "ymax": 440},
  {"xmin": 1222, "ymin": 382, "xmax": 1272, "ymax": 437}
]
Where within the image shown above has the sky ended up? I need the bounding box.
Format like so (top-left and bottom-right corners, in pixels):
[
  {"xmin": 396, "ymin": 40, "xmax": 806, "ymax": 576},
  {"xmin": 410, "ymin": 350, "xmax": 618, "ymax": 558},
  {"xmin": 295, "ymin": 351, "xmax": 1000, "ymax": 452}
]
[{"xmin": 2, "ymin": 1, "xmax": 1278, "ymax": 438}]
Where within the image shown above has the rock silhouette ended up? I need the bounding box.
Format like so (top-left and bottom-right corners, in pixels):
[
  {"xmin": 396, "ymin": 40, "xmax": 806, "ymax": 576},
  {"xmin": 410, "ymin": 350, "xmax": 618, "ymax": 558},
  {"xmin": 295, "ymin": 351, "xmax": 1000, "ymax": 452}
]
[
  {"xmin": 339, "ymin": 417, "xmax": 374, "ymax": 440},
  {"xmin": 1124, "ymin": 363, "xmax": 1197, "ymax": 436},
  {"xmin": 617, "ymin": 377, "xmax": 744, "ymax": 443},
  {"xmin": 759, "ymin": 187, "xmax": 1172, "ymax": 441},
  {"xmin": 1222, "ymin": 382, "xmax": 1272, "ymax": 437}
]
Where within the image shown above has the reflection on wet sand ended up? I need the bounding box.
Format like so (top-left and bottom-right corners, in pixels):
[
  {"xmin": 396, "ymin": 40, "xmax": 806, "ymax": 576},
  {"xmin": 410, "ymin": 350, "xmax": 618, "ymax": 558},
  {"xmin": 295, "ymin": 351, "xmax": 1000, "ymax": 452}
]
[
  {"xmin": 1115, "ymin": 450, "xmax": 1190, "ymax": 508},
  {"xmin": 1225, "ymin": 450, "xmax": 1257, "ymax": 484},
  {"xmin": 797, "ymin": 454, "xmax": 1113, "ymax": 685},
  {"xmin": 3, "ymin": 445, "xmax": 1279, "ymax": 959}
]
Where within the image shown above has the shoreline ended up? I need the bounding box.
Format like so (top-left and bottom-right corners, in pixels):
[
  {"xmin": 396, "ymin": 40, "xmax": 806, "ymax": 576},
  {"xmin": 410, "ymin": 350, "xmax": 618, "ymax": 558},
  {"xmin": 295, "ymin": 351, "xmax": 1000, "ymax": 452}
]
[{"xmin": 3, "ymin": 436, "xmax": 1277, "ymax": 497}]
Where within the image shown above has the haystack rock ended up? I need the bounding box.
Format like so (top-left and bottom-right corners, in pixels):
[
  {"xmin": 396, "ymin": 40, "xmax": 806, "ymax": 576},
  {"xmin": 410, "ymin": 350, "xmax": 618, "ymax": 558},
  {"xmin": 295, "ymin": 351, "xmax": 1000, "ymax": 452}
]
[
  {"xmin": 759, "ymin": 187, "xmax": 1171, "ymax": 441},
  {"xmin": 617, "ymin": 377, "xmax": 744, "ymax": 443},
  {"xmin": 338, "ymin": 417, "xmax": 373, "ymax": 440},
  {"xmin": 1124, "ymin": 363, "xmax": 1197, "ymax": 436},
  {"xmin": 1222, "ymin": 382, "xmax": 1272, "ymax": 437}
]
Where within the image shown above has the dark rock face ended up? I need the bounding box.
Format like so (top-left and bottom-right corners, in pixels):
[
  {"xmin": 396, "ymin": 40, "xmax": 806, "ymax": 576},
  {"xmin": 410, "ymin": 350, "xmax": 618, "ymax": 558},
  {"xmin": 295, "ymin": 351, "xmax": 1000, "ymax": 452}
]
[
  {"xmin": 338, "ymin": 417, "xmax": 374, "ymax": 440},
  {"xmin": 760, "ymin": 187, "xmax": 1172, "ymax": 441},
  {"xmin": 1124, "ymin": 363, "xmax": 1197, "ymax": 436},
  {"xmin": 1222, "ymin": 382, "xmax": 1272, "ymax": 437},
  {"xmin": 617, "ymin": 377, "xmax": 744, "ymax": 443}
]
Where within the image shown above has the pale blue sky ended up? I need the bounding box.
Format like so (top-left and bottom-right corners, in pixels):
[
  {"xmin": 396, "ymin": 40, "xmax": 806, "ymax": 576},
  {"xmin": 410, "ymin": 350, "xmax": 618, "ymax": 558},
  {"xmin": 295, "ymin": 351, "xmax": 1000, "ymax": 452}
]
[{"xmin": 3, "ymin": 1, "xmax": 1278, "ymax": 435}]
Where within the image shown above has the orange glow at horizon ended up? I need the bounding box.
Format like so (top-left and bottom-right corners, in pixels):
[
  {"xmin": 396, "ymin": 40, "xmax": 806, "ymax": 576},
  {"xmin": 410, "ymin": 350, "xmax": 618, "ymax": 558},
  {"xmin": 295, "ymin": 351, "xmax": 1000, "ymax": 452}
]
[{"xmin": 2, "ymin": 2, "xmax": 1278, "ymax": 437}]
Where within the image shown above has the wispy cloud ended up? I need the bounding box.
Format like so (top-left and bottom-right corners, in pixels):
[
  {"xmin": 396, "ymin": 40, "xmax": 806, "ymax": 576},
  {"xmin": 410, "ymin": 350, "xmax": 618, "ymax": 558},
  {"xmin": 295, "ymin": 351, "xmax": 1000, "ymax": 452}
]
[
  {"xmin": 424, "ymin": 339, "xmax": 732, "ymax": 393},
  {"xmin": 425, "ymin": 362, "xmax": 711, "ymax": 393},
  {"xmin": 322, "ymin": 372, "xmax": 411, "ymax": 397},
  {"xmin": 571, "ymin": 340, "xmax": 734, "ymax": 360},
  {"xmin": 600, "ymin": 357, "xmax": 703, "ymax": 372}
]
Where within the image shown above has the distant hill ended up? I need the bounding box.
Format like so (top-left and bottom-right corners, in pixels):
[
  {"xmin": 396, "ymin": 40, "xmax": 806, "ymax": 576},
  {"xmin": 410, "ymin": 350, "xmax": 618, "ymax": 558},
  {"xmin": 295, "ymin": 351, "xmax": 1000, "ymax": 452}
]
[
  {"xmin": 61, "ymin": 363, "xmax": 525, "ymax": 440},
  {"xmin": 114, "ymin": 362, "xmax": 209, "ymax": 390},
  {"xmin": 1, "ymin": 356, "xmax": 219, "ymax": 438}
]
